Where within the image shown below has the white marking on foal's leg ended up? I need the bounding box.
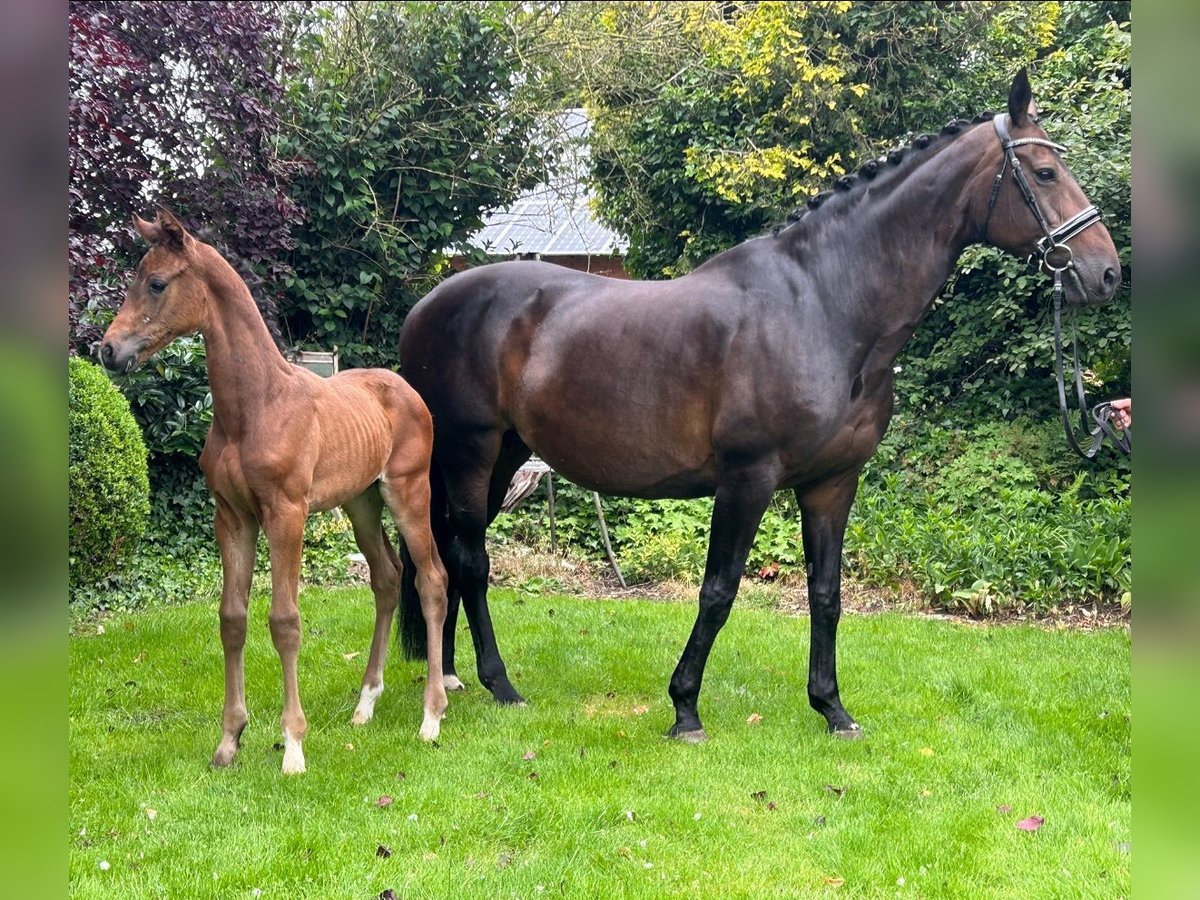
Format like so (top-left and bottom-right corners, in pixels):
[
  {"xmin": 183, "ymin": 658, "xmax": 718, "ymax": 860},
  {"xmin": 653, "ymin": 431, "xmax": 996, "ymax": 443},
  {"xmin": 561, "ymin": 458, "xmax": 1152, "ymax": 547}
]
[
  {"xmin": 418, "ymin": 708, "xmax": 442, "ymax": 742},
  {"xmin": 444, "ymin": 674, "xmax": 465, "ymax": 692},
  {"xmin": 352, "ymin": 681, "xmax": 384, "ymax": 726},
  {"xmin": 280, "ymin": 730, "xmax": 306, "ymax": 775}
]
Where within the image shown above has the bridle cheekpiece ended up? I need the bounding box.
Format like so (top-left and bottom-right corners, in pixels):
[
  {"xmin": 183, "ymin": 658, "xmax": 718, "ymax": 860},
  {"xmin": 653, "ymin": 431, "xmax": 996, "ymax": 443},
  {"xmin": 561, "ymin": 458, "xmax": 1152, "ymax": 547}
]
[{"xmin": 985, "ymin": 114, "xmax": 1128, "ymax": 460}]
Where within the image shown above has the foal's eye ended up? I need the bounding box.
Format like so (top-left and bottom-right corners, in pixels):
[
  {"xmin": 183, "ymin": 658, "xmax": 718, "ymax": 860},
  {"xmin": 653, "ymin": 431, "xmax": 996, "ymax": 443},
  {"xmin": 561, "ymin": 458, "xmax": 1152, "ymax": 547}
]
[
  {"xmin": 1035, "ymin": 168, "xmax": 1057, "ymax": 183},
  {"xmin": 148, "ymin": 278, "xmax": 167, "ymax": 295}
]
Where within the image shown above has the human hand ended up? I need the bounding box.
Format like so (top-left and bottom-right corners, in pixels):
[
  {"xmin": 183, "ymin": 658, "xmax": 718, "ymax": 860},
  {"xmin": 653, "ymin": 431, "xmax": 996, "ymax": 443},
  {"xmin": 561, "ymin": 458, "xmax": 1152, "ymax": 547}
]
[{"xmin": 1109, "ymin": 397, "xmax": 1131, "ymax": 429}]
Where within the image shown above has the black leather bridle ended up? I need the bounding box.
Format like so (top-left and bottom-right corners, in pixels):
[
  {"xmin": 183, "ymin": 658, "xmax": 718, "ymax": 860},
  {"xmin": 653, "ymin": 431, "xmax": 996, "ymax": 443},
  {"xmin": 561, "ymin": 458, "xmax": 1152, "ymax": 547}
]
[{"xmin": 985, "ymin": 114, "xmax": 1130, "ymax": 460}]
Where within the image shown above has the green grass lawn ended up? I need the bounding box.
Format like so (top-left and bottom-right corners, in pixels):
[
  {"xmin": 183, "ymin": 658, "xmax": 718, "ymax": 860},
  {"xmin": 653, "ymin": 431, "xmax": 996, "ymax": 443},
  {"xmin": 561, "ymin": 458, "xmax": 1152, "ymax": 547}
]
[{"xmin": 69, "ymin": 587, "xmax": 1130, "ymax": 898}]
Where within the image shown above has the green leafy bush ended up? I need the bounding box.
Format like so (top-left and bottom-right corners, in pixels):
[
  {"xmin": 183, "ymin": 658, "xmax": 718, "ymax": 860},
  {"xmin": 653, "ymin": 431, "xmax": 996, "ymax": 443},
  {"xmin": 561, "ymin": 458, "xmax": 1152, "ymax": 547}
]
[
  {"xmin": 497, "ymin": 415, "xmax": 1130, "ymax": 614},
  {"xmin": 68, "ymin": 356, "xmax": 150, "ymax": 597}
]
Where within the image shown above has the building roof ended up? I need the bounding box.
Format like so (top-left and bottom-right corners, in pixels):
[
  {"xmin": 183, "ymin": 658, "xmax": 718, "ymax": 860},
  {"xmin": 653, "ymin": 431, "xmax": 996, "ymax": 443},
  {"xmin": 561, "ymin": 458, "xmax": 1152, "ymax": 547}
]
[{"xmin": 464, "ymin": 109, "xmax": 628, "ymax": 258}]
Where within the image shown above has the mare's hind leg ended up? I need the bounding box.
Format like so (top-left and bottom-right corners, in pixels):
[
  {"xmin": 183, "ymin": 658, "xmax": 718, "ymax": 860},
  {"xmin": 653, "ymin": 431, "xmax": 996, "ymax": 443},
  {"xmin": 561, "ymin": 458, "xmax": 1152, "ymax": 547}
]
[
  {"xmin": 211, "ymin": 498, "xmax": 258, "ymax": 768},
  {"xmin": 341, "ymin": 489, "xmax": 401, "ymax": 726},
  {"xmin": 668, "ymin": 468, "xmax": 776, "ymax": 741},
  {"xmin": 382, "ymin": 468, "xmax": 449, "ymax": 741},
  {"xmin": 439, "ymin": 431, "xmax": 525, "ymax": 704},
  {"xmin": 796, "ymin": 473, "xmax": 863, "ymax": 738},
  {"xmin": 440, "ymin": 432, "xmax": 530, "ymax": 693}
]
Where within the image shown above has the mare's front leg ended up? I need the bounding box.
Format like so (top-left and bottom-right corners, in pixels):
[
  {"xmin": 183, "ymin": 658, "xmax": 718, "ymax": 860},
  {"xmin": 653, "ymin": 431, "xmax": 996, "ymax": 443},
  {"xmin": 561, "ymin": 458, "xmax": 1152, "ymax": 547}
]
[
  {"xmin": 797, "ymin": 473, "xmax": 863, "ymax": 738},
  {"xmin": 211, "ymin": 498, "xmax": 258, "ymax": 768},
  {"xmin": 261, "ymin": 499, "xmax": 310, "ymax": 774},
  {"xmin": 668, "ymin": 468, "xmax": 776, "ymax": 742}
]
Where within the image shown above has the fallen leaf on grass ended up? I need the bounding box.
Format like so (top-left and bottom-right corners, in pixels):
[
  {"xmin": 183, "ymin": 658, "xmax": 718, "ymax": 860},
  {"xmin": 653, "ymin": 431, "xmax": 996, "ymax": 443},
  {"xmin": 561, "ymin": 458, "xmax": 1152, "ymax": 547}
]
[
  {"xmin": 527, "ymin": 771, "xmax": 538, "ymax": 780},
  {"xmin": 343, "ymin": 652, "xmax": 360, "ymax": 661},
  {"xmin": 1015, "ymin": 815, "xmax": 1045, "ymax": 832},
  {"xmin": 751, "ymin": 790, "xmax": 768, "ymax": 803},
  {"xmin": 523, "ymin": 751, "xmax": 536, "ymax": 761},
  {"xmin": 632, "ymin": 705, "xmax": 649, "ymax": 716},
  {"xmin": 823, "ymin": 876, "xmax": 845, "ymax": 888},
  {"xmin": 746, "ymin": 713, "xmax": 763, "ymax": 726},
  {"xmin": 378, "ymin": 891, "xmax": 397, "ymax": 900},
  {"xmin": 376, "ymin": 845, "xmax": 393, "ymax": 858},
  {"xmin": 919, "ymin": 747, "xmax": 935, "ymax": 757},
  {"xmin": 824, "ymin": 784, "xmax": 846, "ymax": 797},
  {"xmin": 144, "ymin": 808, "xmax": 157, "ymax": 821},
  {"xmin": 376, "ymin": 796, "xmax": 393, "ymax": 808},
  {"xmin": 996, "ymin": 804, "xmax": 1012, "ymax": 815}
]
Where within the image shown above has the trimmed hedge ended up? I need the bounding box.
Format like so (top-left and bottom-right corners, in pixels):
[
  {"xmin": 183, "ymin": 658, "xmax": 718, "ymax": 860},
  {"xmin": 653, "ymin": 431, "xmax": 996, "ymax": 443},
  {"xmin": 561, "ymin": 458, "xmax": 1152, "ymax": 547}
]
[{"xmin": 69, "ymin": 356, "xmax": 150, "ymax": 596}]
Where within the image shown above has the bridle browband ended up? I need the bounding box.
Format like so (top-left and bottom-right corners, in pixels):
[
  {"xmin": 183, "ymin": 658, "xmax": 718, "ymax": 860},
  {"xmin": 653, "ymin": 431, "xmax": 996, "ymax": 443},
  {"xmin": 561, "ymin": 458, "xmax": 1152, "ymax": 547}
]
[{"xmin": 984, "ymin": 114, "xmax": 1129, "ymax": 460}]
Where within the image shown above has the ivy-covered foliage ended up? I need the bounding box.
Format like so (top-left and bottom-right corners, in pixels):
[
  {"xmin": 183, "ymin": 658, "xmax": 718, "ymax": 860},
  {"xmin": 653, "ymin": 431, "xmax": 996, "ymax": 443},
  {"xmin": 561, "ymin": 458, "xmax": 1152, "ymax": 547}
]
[
  {"xmin": 276, "ymin": 1, "xmax": 555, "ymax": 368},
  {"xmin": 68, "ymin": 357, "xmax": 150, "ymax": 597}
]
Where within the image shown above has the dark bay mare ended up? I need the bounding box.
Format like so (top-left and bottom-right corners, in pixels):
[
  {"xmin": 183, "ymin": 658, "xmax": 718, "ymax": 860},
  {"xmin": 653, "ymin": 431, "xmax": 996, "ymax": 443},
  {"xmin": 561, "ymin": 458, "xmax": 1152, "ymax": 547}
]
[
  {"xmin": 398, "ymin": 70, "xmax": 1121, "ymax": 742},
  {"xmin": 100, "ymin": 210, "xmax": 450, "ymax": 773}
]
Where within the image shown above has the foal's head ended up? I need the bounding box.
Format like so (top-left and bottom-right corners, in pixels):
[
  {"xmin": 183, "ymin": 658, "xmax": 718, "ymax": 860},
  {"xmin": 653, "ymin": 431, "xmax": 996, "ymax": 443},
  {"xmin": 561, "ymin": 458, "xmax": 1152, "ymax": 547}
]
[
  {"xmin": 100, "ymin": 208, "xmax": 215, "ymax": 374},
  {"xmin": 976, "ymin": 69, "xmax": 1122, "ymax": 305}
]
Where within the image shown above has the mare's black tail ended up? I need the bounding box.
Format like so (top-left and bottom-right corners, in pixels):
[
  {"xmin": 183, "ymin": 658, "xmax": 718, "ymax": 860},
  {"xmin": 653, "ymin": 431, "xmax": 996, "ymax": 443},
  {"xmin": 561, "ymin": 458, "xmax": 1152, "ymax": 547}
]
[{"xmin": 398, "ymin": 457, "xmax": 451, "ymax": 659}]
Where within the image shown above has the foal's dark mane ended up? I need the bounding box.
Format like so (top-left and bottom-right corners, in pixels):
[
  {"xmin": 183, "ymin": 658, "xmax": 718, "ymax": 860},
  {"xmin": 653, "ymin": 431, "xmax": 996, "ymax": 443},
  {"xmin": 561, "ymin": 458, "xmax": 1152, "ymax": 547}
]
[{"xmin": 767, "ymin": 112, "xmax": 998, "ymax": 236}]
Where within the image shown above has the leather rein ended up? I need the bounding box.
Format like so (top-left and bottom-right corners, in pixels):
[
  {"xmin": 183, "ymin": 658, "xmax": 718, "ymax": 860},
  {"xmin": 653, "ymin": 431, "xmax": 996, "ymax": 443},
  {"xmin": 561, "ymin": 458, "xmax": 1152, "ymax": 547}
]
[{"xmin": 985, "ymin": 114, "xmax": 1130, "ymax": 460}]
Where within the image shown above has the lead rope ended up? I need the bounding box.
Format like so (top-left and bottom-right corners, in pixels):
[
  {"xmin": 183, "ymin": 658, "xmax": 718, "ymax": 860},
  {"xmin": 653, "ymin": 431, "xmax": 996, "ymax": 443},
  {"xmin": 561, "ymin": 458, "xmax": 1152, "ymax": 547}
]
[{"xmin": 1051, "ymin": 269, "xmax": 1131, "ymax": 459}]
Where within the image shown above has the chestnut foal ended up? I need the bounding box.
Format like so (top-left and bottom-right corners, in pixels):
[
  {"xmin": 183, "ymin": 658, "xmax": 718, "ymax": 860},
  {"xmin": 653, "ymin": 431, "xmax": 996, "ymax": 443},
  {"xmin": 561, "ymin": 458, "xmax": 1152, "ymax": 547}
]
[{"xmin": 100, "ymin": 209, "xmax": 448, "ymax": 774}]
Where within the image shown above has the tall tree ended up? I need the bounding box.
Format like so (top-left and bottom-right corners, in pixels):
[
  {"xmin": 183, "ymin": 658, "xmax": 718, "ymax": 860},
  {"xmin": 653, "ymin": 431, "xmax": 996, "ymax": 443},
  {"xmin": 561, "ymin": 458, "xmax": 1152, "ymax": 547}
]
[{"xmin": 68, "ymin": 1, "xmax": 302, "ymax": 355}]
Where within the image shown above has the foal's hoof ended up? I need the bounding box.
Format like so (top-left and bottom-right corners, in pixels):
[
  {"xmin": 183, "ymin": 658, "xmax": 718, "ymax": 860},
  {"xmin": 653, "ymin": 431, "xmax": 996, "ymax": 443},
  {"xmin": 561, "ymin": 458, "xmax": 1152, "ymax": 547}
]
[
  {"xmin": 210, "ymin": 740, "xmax": 239, "ymax": 768},
  {"xmin": 831, "ymin": 722, "xmax": 865, "ymax": 740},
  {"xmin": 667, "ymin": 726, "xmax": 708, "ymax": 744}
]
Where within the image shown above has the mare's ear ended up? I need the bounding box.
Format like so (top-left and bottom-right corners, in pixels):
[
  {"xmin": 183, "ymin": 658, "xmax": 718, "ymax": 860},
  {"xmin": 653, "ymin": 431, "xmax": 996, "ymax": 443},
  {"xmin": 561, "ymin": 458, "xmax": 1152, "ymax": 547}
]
[
  {"xmin": 132, "ymin": 214, "xmax": 161, "ymax": 245},
  {"xmin": 155, "ymin": 206, "xmax": 193, "ymax": 253},
  {"xmin": 1008, "ymin": 67, "xmax": 1034, "ymax": 127}
]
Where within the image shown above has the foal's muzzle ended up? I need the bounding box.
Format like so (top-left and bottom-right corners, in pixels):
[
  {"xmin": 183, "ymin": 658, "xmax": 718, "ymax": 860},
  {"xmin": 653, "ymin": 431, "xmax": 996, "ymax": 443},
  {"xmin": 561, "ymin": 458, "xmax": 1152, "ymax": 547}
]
[{"xmin": 99, "ymin": 338, "xmax": 142, "ymax": 374}]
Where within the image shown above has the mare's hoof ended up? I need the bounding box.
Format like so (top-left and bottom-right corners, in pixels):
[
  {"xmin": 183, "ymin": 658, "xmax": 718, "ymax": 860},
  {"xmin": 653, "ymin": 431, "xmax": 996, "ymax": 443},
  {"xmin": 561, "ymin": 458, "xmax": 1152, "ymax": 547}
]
[
  {"xmin": 444, "ymin": 675, "xmax": 466, "ymax": 692},
  {"xmin": 831, "ymin": 722, "xmax": 865, "ymax": 740},
  {"xmin": 667, "ymin": 726, "xmax": 708, "ymax": 744},
  {"xmin": 493, "ymin": 686, "xmax": 527, "ymax": 706}
]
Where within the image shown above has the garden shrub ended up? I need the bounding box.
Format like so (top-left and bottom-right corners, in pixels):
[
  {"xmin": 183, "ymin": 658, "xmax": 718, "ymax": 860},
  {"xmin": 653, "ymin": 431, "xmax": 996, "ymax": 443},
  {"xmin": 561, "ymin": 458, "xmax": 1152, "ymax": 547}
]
[{"xmin": 68, "ymin": 356, "xmax": 150, "ymax": 597}]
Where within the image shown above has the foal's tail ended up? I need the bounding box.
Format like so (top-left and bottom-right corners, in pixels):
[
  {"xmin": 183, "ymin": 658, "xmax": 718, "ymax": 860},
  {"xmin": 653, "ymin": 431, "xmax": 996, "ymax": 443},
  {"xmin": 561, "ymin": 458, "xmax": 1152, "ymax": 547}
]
[{"xmin": 398, "ymin": 457, "xmax": 450, "ymax": 660}]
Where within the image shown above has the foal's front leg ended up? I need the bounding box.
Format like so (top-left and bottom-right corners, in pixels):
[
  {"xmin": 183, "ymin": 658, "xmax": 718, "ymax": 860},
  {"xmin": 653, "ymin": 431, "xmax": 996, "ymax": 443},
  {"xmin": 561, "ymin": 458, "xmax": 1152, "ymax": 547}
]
[
  {"xmin": 211, "ymin": 499, "xmax": 258, "ymax": 768},
  {"xmin": 262, "ymin": 501, "xmax": 310, "ymax": 774}
]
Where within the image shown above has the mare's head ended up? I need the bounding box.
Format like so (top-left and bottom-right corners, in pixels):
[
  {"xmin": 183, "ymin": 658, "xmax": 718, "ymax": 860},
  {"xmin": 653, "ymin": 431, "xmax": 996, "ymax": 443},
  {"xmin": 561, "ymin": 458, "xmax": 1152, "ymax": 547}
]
[
  {"xmin": 976, "ymin": 69, "xmax": 1121, "ymax": 305},
  {"xmin": 99, "ymin": 208, "xmax": 212, "ymax": 373}
]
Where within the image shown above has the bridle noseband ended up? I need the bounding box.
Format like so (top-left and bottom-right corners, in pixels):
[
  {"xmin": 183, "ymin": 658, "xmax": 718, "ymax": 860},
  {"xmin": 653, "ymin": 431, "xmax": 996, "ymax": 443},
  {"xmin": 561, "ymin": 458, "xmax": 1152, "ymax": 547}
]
[{"xmin": 984, "ymin": 114, "xmax": 1128, "ymax": 460}]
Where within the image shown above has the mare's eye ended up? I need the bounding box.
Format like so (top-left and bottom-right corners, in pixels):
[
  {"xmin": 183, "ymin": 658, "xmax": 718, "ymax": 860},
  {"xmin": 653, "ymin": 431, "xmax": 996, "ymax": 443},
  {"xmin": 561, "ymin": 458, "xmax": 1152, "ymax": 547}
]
[
  {"xmin": 1035, "ymin": 168, "xmax": 1056, "ymax": 183},
  {"xmin": 149, "ymin": 278, "xmax": 167, "ymax": 295}
]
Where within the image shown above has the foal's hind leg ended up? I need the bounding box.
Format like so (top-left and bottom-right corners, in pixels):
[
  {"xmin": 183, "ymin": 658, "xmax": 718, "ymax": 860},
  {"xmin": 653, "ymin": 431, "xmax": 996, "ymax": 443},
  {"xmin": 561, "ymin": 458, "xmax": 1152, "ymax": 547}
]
[
  {"xmin": 342, "ymin": 489, "xmax": 401, "ymax": 726},
  {"xmin": 211, "ymin": 498, "xmax": 258, "ymax": 768},
  {"xmin": 797, "ymin": 473, "xmax": 863, "ymax": 738},
  {"xmin": 382, "ymin": 471, "xmax": 449, "ymax": 741}
]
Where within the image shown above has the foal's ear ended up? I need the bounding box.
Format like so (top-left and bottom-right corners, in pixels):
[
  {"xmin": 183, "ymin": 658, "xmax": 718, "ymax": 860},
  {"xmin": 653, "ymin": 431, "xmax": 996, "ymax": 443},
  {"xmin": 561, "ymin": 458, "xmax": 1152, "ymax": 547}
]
[
  {"xmin": 132, "ymin": 214, "xmax": 161, "ymax": 244},
  {"xmin": 1008, "ymin": 67, "xmax": 1034, "ymax": 127},
  {"xmin": 155, "ymin": 207, "xmax": 193, "ymax": 253}
]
